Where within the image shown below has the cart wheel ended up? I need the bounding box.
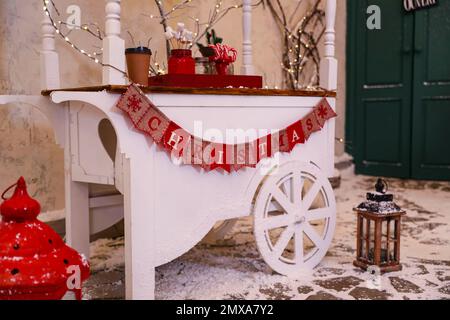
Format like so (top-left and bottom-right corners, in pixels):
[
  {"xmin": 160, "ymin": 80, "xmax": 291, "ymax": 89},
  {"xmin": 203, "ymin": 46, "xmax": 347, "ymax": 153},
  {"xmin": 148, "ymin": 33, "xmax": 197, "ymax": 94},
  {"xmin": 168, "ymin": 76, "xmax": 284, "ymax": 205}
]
[
  {"xmin": 253, "ymin": 162, "xmax": 336, "ymax": 276},
  {"xmin": 202, "ymin": 219, "xmax": 238, "ymax": 244}
]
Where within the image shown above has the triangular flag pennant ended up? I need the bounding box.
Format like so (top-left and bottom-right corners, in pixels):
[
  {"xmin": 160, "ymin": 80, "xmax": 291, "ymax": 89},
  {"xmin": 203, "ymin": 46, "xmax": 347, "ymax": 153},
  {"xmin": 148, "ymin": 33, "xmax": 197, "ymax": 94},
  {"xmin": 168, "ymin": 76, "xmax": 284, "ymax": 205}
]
[
  {"xmin": 302, "ymin": 111, "xmax": 322, "ymax": 140},
  {"xmin": 189, "ymin": 137, "xmax": 204, "ymax": 167},
  {"xmin": 201, "ymin": 142, "xmax": 230, "ymax": 172},
  {"xmin": 287, "ymin": 120, "xmax": 305, "ymax": 151},
  {"xmin": 314, "ymin": 98, "xmax": 337, "ymax": 128},
  {"xmin": 278, "ymin": 129, "xmax": 290, "ymax": 152},
  {"xmin": 247, "ymin": 141, "xmax": 258, "ymax": 168},
  {"xmin": 116, "ymin": 85, "xmax": 148, "ymax": 125},
  {"xmin": 257, "ymin": 134, "xmax": 272, "ymax": 162},
  {"xmin": 163, "ymin": 122, "xmax": 192, "ymax": 159},
  {"xmin": 137, "ymin": 106, "xmax": 171, "ymax": 144}
]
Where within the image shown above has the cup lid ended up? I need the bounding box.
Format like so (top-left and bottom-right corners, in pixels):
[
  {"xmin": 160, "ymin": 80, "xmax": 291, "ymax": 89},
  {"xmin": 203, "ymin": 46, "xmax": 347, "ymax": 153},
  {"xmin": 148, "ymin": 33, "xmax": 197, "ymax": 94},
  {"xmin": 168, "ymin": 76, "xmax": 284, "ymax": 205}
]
[{"xmin": 125, "ymin": 47, "xmax": 152, "ymax": 54}]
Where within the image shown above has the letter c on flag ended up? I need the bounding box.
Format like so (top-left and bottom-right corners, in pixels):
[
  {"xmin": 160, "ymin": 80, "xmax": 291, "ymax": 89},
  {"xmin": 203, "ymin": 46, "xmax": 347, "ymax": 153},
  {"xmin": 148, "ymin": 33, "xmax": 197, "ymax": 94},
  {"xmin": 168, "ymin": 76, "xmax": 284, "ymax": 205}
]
[{"xmin": 148, "ymin": 116, "xmax": 161, "ymax": 131}]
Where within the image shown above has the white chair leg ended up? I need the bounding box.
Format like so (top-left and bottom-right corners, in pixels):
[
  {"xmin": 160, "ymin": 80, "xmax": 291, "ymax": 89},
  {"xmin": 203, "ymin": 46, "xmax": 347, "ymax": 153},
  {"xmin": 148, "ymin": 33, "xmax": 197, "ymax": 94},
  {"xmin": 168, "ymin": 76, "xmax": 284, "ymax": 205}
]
[
  {"xmin": 123, "ymin": 156, "xmax": 156, "ymax": 300},
  {"xmin": 64, "ymin": 103, "xmax": 90, "ymax": 258},
  {"xmin": 65, "ymin": 179, "xmax": 90, "ymax": 258}
]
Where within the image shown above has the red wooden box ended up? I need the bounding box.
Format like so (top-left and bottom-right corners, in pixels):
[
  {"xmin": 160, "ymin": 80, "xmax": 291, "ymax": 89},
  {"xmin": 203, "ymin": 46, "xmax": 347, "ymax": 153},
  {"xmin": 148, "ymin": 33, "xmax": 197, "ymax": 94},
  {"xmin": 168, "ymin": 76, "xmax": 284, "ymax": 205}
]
[{"xmin": 148, "ymin": 74, "xmax": 263, "ymax": 89}]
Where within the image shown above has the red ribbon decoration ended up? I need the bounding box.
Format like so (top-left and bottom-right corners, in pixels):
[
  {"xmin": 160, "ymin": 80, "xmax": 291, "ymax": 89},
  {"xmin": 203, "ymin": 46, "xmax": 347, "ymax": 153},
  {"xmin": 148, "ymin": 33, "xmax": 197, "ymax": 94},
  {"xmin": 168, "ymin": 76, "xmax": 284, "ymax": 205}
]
[{"xmin": 116, "ymin": 84, "xmax": 337, "ymax": 173}]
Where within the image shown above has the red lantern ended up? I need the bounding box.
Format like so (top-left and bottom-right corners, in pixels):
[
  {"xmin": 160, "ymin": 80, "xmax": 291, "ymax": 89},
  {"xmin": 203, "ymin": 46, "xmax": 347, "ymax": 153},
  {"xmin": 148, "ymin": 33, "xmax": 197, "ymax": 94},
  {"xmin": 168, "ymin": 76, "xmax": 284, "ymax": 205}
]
[{"xmin": 0, "ymin": 177, "xmax": 90, "ymax": 300}]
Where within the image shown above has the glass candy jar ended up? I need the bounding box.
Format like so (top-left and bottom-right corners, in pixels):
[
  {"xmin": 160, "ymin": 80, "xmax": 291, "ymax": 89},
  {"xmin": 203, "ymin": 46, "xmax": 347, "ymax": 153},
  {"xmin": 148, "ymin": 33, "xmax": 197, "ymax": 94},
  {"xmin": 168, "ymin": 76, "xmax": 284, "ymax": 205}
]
[
  {"xmin": 168, "ymin": 49, "xmax": 195, "ymax": 75},
  {"xmin": 195, "ymin": 57, "xmax": 215, "ymax": 75},
  {"xmin": 213, "ymin": 62, "xmax": 234, "ymax": 76}
]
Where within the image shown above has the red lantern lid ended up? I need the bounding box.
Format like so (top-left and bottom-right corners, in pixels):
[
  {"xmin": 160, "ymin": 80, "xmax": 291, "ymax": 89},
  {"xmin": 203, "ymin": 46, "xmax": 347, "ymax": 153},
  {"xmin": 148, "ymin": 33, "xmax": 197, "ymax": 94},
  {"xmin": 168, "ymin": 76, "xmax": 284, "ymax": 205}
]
[
  {"xmin": 0, "ymin": 178, "xmax": 90, "ymax": 300},
  {"xmin": 0, "ymin": 177, "xmax": 40, "ymax": 222}
]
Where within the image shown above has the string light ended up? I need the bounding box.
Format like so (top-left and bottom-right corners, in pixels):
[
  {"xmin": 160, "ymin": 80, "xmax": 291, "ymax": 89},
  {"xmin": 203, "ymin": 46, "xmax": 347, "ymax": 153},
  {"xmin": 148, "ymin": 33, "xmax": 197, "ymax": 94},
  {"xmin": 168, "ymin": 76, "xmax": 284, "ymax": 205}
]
[
  {"xmin": 148, "ymin": 0, "xmax": 244, "ymax": 45},
  {"xmin": 42, "ymin": 0, "xmax": 101, "ymax": 65},
  {"xmin": 267, "ymin": 0, "xmax": 324, "ymax": 90},
  {"xmin": 42, "ymin": 0, "xmax": 128, "ymax": 77}
]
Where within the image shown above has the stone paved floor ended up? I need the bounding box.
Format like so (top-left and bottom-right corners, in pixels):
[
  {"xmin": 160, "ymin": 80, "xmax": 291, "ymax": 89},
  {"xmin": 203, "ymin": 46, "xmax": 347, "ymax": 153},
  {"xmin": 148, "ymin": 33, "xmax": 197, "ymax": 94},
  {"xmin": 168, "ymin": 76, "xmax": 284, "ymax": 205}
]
[{"xmin": 84, "ymin": 167, "xmax": 450, "ymax": 300}]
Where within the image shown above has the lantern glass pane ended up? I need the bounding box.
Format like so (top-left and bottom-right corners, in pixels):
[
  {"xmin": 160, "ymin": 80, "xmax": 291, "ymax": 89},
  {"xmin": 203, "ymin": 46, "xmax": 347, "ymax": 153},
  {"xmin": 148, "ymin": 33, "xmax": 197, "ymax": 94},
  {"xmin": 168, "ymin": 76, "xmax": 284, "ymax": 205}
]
[
  {"xmin": 381, "ymin": 220, "xmax": 389, "ymax": 263},
  {"xmin": 389, "ymin": 243, "xmax": 396, "ymax": 262},
  {"xmin": 382, "ymin": 220, "xmax": 389, "ymax": 239},
  {"xmin": 368, "ymin": 240, "xmax": 375, "ymax": 262},
  {"xmin": 389, "ymin": 220, "xmax": 397, "ymax": 240},
  {"xmin": 359, "ymin": 216, "xmax": 365, "ymax": 259},
  {"xmin": 368, "ymin": 219, "xmax": 375, "ymax": 262},
  {"xmin": 381, "ymin": 241, "xmax": 389, "ymax": 263},
  {"xmin": 393, "ymin": 219, "xmax": 400, "ymax": 261}
]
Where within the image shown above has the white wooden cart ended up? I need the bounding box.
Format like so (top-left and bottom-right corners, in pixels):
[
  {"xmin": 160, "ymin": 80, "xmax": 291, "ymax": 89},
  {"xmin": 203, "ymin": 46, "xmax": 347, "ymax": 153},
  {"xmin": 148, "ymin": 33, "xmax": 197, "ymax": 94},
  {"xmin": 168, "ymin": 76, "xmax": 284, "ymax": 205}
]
[{"xmin": 0, "ymin": 0, "xmax": 338, "ymax": 299}]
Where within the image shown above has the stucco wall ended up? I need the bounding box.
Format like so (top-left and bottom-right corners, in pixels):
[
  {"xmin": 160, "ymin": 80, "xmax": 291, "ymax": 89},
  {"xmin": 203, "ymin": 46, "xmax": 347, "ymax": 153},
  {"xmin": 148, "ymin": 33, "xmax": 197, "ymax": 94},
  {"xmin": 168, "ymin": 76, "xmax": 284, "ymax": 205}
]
[
  {"xmin": 0, "ymin": 0, "xmax": 346, "ymax": 212},
  {"xmin": 335, "ymin": 0, "xmax": 346, "ymax": 155}
]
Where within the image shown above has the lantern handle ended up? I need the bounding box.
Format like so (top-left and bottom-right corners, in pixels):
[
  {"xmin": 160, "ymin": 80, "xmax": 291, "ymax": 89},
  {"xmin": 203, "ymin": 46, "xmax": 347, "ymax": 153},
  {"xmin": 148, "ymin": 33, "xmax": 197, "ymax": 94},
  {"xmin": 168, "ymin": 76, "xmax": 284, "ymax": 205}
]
[
  {"xmin": 1, "ymin": 182, "xmax": 18, "ymax": 200},
  {"xmin": 375, "ymin": 178, "xmax": 388, "ymax": 194}
]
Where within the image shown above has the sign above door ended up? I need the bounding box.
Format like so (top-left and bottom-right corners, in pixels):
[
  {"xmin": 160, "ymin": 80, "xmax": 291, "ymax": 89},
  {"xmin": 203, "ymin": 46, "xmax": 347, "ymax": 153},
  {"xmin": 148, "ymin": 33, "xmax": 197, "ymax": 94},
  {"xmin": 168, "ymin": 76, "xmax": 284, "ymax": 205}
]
[{"xmin": 403, "ymin": 0, "xmax": 438, "ymax": 12}]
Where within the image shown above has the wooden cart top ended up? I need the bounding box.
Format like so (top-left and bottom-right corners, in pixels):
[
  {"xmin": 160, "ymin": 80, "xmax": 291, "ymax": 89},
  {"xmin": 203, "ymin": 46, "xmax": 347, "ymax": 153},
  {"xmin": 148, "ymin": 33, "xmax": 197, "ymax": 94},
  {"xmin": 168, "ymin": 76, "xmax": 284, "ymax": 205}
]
[{"xmin": 41, "ymin": 85, "xmax": 337, "ymax": 98}]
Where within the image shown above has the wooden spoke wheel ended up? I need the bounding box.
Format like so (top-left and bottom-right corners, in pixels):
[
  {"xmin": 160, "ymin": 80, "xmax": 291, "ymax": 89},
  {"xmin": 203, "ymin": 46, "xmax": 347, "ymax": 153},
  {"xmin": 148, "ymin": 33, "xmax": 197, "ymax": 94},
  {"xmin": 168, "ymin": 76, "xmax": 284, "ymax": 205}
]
[{"xmin": 253, "ymin": 162, "xmax": 336, "ymax": 276}]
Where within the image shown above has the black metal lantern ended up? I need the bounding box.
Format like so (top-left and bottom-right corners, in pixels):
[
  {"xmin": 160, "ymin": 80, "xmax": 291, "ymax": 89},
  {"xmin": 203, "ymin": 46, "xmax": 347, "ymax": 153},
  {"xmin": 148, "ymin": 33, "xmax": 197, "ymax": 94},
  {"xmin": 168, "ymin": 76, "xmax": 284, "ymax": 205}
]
[{"xmin": 353, "ymin": 179, "xmax": 406, "ymax": 273}]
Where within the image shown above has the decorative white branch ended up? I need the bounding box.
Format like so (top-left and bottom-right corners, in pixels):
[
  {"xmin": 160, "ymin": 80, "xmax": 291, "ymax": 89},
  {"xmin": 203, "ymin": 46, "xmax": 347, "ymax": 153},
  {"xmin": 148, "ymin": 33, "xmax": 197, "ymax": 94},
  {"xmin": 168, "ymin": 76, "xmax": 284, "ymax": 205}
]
[
  {"xmin": 103, "ymin": 0, "xmax": 126, "ymax": 85},
  {"xmin": 264, "ymin": 0, "xmax": 325, "ymax": 89},
  {"xmin": 319, "ymin": 0, "xmax": 337, "ymax": 90},
  {"xmin": 41, "ymin": 4, "xmax": 61, "ymax": 90},
  {"xmin": 241, "ymin": 0, "xmax": 254, "ymax": 75}
]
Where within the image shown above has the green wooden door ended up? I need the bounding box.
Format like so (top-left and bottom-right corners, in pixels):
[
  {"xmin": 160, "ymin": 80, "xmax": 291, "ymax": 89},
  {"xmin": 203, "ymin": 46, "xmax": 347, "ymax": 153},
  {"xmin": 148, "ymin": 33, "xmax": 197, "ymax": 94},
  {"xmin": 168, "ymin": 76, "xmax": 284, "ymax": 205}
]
[
  {"xmin": 347, "ymin": 0, "xmax": 450, "ymax": 180},
  {"xmin": 411, "ymin": 2, "xmax": 450, "ymax": 180},
  {"xmin": 352, "ymin": 0, "xmax": 414, "ymax": 178}
]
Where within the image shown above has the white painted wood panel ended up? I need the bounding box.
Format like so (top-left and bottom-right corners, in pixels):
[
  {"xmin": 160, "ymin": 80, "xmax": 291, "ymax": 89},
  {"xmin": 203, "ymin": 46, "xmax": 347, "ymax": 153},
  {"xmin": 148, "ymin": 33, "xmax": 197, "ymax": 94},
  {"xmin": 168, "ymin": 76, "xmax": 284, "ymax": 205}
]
[{"xmin": 69, "ymin": 102, "xmax": 115, "ymax": 185}]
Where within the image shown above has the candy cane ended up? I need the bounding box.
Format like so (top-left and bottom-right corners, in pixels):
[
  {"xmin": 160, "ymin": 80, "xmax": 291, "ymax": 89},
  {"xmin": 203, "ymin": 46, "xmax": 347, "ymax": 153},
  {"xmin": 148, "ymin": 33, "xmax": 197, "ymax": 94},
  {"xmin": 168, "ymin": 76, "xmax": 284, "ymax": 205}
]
[
  {"xmin": 209, "ymin": 44, "xmax": 238, "ymax": 63},
  {"xmin": 224, "ymin": 45, "xmax": 237, "ymax": 63}
]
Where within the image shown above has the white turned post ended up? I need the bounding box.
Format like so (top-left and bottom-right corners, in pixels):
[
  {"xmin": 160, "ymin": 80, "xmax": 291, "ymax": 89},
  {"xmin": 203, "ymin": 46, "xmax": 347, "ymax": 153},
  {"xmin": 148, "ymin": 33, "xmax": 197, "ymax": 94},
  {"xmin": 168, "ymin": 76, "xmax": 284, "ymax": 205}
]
[
  {"xmin": 320, "ymin": 0, "xmax": 338, "ymax": 91},
  {"xmin": 241, "ymin": 0, "xmax": 254, "ymax": 75},
  {"xmin": 41, "ymin": 5, "xmax": 60, "ymax": 90},
  {"xmin": 103, "ymin": 0, "xmax": 126, "ymax": 85}
]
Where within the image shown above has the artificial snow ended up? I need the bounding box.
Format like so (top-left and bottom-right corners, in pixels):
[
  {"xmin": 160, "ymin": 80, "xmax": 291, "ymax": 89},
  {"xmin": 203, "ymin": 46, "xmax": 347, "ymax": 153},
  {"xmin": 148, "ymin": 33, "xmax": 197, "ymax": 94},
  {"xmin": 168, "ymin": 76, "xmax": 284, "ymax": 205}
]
[
  {"xmin": 356, "ymin": 200, "xmax": 402, "ymax": 214},
  {"xmin": 89, "ymin": 238, "xmax": 124, "ymax": 272}
]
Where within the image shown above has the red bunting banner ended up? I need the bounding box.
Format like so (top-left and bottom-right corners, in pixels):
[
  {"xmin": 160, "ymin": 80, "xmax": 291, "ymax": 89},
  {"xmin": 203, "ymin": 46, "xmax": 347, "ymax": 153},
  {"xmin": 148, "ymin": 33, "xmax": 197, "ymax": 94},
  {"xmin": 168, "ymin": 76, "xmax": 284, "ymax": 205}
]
[{"xmin": 116, "ymin": 84, "xmax": 337, "ymax": 173}]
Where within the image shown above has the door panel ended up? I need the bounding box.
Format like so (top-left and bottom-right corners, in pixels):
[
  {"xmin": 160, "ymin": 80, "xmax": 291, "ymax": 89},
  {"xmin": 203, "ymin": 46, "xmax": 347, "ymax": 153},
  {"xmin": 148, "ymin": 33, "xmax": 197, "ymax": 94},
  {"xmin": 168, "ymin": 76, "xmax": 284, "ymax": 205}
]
[
  {"xmin": 411, "ymin": 2, "xmax": 450, "ymax": 180},
  {"xmin": 364, "ymin": 4, "xmax": 405, "ymax": 86},
  {"xmin": 363, "ymin": 99, "xmax": 403, "ymax": 163},
  {"xmin": 354, "ymin": 0, "xmax": 414, "ymax": 178}
]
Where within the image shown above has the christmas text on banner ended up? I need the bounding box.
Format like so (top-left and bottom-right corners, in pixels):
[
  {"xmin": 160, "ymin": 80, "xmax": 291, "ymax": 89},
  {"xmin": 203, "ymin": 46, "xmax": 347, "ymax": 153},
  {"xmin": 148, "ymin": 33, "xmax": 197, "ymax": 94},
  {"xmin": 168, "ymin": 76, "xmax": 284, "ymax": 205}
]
[{"xmin": 116, "ymin": 84, "xmax": 337, "ymax": 173}]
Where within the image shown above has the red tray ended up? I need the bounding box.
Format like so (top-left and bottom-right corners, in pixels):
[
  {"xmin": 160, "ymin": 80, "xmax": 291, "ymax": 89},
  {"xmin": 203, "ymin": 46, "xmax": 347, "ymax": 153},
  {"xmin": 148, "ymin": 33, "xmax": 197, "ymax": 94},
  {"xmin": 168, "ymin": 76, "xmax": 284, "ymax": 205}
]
[{"xmin": 148, "ymin": 74, "xmax": 263, "ymax": 89}]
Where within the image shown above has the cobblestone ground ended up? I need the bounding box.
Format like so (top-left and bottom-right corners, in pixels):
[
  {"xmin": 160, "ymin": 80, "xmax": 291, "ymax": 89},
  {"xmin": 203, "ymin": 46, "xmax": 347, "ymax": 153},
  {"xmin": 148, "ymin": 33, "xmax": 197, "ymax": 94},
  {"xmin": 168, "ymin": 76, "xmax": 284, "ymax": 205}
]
[{"xmin": 84, "ymin": 167, "xmax": 450, "ymax": 300}]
